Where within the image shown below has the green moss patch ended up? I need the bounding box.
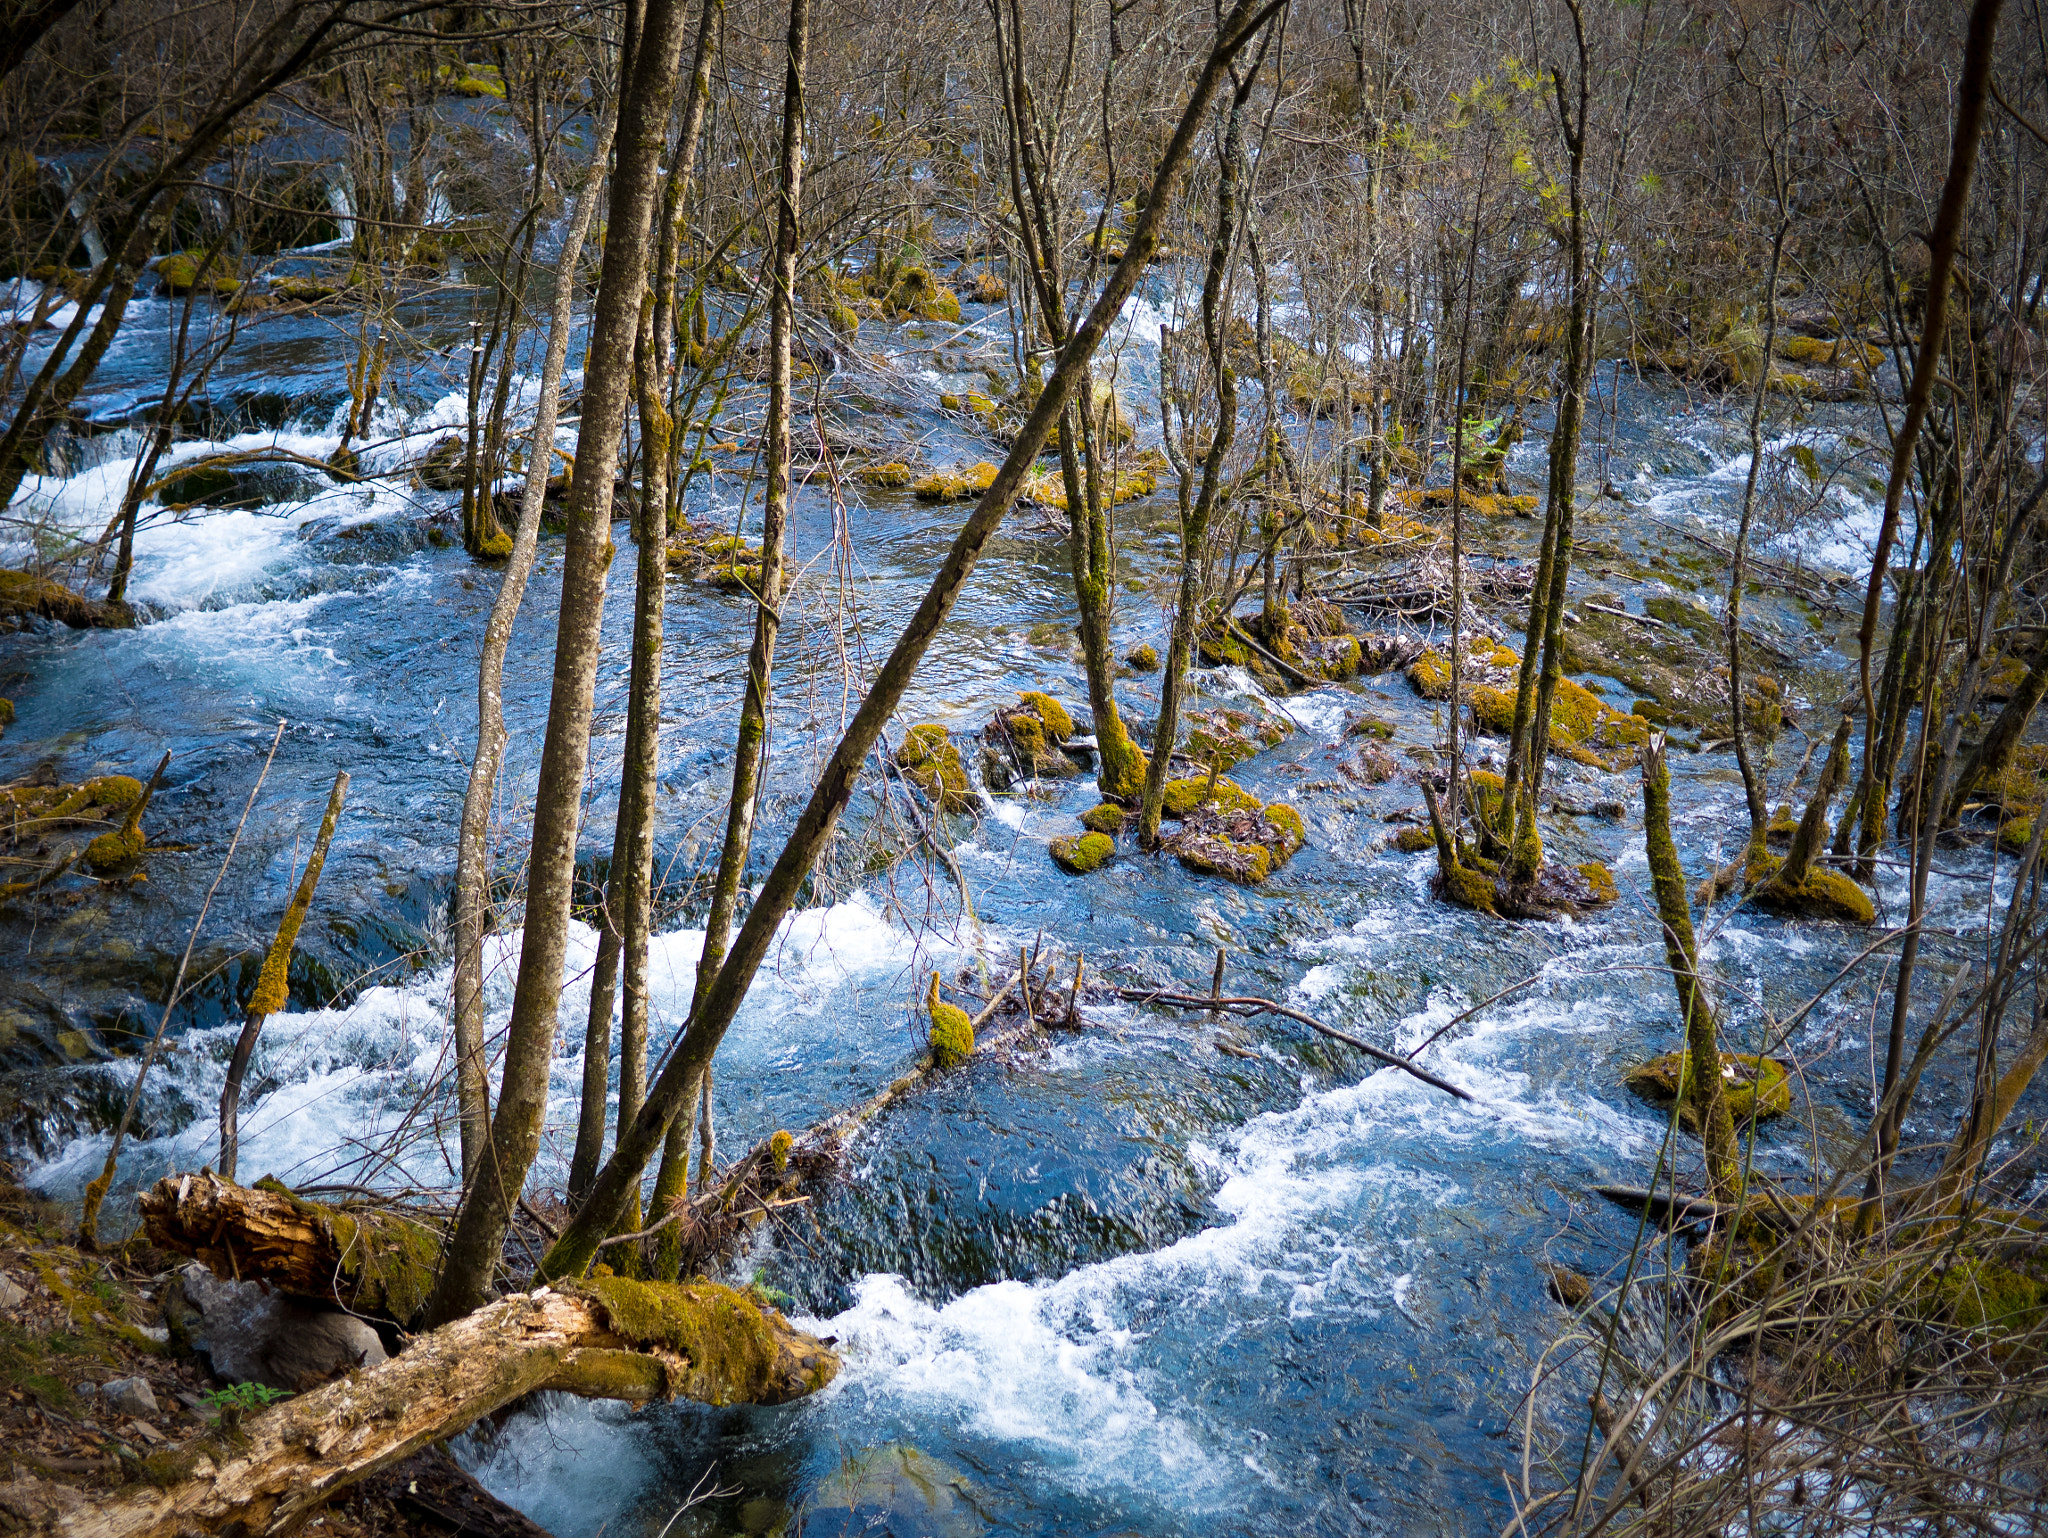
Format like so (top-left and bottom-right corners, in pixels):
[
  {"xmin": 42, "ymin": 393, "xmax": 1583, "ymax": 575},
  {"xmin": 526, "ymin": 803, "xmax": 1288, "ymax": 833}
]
[
  {"xmin": 585, "ymin": 1277, "xmax": 785, "ymax": 1406},
  {"xmin": 1050, "ymin": 831, "xmax": 1115, "ymax": 874},
  {"xmin": 899, "ymin": 724, "xmax": 977, "ymax": 814},
  {"xmin": 1080, "ymin": 802, "xmax": 1128, "ymax": 835},
  {"xmin": 1125, "ymin": 643, "xmax": 1160, "ymax": 671},
  {"xmin": 1624, "ymin": 1050, "xmax": 1792, "ymax": 1130}
]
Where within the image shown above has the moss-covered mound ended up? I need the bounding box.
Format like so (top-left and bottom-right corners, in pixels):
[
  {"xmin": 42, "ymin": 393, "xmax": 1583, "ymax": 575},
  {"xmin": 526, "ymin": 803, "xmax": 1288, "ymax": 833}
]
[
  {"xmin": 1624, "ymin": 1050, "xmax": 1792, "ymax": 1131},
  {"xmin": 1080, "ymin": 802, "xmax": 1128, "ymax": 835},
  {"xmin": 855, "ymin": 461, "xmax": 914, "ymax": 488},
  {"xmin": 1577, "ymin": 860, "xmax": 1619, "ymax": 904},
  {"xmin": 1018, "ymin": 449, "xmax": 1166, "ymax": 513},
  {"xmin": 913, "ymin": 462, "xmax": 998, "ymax": 501},
  {"xmin": 1050, "ymin": 830, "xmax": 1115, "ymax": 874},
  {"xmin": 1194, "ymin": 599, "xmax": 1363, "ymax": 688},
  {"xmin": 1560, "ymin": 597, "xmax": 1792, "ymax": 739},
  {"xmin": 1471, "ymin": 675, "xmax": 1651, "ymax": 771},
  {"xmin": 666, "ymin": 524, "xmax": 767, "ymax": 591},
  {"xmin": 968, "ymin": 269, "xmax": 1008, "ymax": 304},
  {"xmin": 156, "ymin": 251, "xmax": 241, "ymax": 296},
  {"xmin": 1404, "ymin": 635, "xmax": 1519, "ymax": 700},
  {"xmin": 1746, "ymin": 853, "xmax": 1876, "ymax": 925},
  {"xmin": 984, "ymin": 692, "xmax": 1083, "ymax": 788},
  {"xmin": 1160, "ymin": 775, "xmax": 1262, "ymax": 818},
  {"xmin": 898, "ymin": 724, "xmax": 976, "ymax": 814},
  {"xmin": 1181, "ymin": 706, "xmax": 1291, "ymax": 774},
  {"xmin": 0, "ymin": 568, "xmax": 123, "ymax": 630},
  {"xmin": 1164, "ymin": 800, "xmax": 1305, "ymax": 885},
  {"xmin": 1125, "ymin": 643, "xmax": 1160, "ymax": 671},
  {"xmin": 1392, "ymin": 825, "xmax": 1436, "ymax": 853}
]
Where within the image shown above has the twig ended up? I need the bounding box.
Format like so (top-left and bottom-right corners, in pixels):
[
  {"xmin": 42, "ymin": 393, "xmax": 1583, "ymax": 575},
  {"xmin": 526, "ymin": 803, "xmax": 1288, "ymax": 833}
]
[{"xmin": 1114, "ymin": 988, "xmax": 1472, "ymax": 1099}]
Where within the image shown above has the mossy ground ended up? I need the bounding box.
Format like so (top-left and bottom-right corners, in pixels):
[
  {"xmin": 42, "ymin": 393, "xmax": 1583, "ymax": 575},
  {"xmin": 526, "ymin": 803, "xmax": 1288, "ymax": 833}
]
[
  {"xmin": 1470, "ymin": 675, "xmax": 1650, "ymax": 770},
  {"xmin": 1180, "ymin": 707, "xmax": 1291, "ymax": 773},
  {"xmin": 1392, "ymin": 825, "xmax": 1436, "ymax": 853},
  {"xmin": 1404, "ymin": 636, "xmax": 1519, "ymax": 701},
  {"xmin": 1163, "ymin": 801, "xmax": 1305, "ymax": 885},
  {"xmin": 855, "ymin": 461, "xmax": 914, "ymax": 488}
]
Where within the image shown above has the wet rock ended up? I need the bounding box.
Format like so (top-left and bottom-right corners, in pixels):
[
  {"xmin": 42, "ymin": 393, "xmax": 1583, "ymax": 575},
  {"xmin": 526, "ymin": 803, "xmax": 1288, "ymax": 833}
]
[
  {"xmin": 101, "ymin": 1375, "xmax": 157, "ymax": 1417},
  {"xmin": 1049, "ymin": 831, "xmax": 1114, "ymax": 874}
]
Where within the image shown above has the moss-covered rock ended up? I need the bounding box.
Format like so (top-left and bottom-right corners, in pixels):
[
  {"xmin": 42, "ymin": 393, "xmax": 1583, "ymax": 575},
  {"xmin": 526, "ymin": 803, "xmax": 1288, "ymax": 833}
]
[
  {"xmin": 912, "ymin": 462, "xmax": 998, "ymax": 501},
  {"xmin": 0, "ymin": 568, "xmax": 119, "ymax": 630},
  {"xmin": 1125, "ymin": 643, "xmax": 1160, "ymax": 671},
  {"xmin": 967, "ymin": 270, "xmax": 1008, "ymax": 304},
  {"xmin": 1624, "ymin": 1050, "xmax": 1792, "ymax": 1130},
  {"xmin": 155, "ymin": 251, "xmax": 241, "ymax": 296},
  {"xmin": 768, "ymin": 1129, "xmax": 794, "ymax": 1171},
  {"xmin": 1050, "ymin": 830, "xmax": 1115, "ymax": 874},
  {"xmin": 899, "ymin": 724, "xmax": 976, "ymax": 813},
  {"xmin": 1018, "ymin": 691, "xmax": 1074, "ymax": 741},
  {"xmin": 1161, "ymin": 775, "xmax": 1261, "ymax": 818},
  {"xmin": 1471, "ymin": 675, "xmax": 1650, "ymax": 770},
  {"xmin": 1080, "ymin": 802, "xmax": 1128, "ymax": 835},
  {"xmin": 1577, "ymin": 860, "xmax": 1619, "ymax": 904},
  {"xmin": 881, "ymin": 267, "xmax": 961, "ymax": 322},
  {"xmin": 1748, "ymin": 856, "xmax": 1876, "ymax": 925},
  {"xmin": 856, "ymin": 461, "xmax": 914, "ymax": 488},
  {"xmin": 1392, "ymin": 825, "xmax": 1436, "ymax": 853}
]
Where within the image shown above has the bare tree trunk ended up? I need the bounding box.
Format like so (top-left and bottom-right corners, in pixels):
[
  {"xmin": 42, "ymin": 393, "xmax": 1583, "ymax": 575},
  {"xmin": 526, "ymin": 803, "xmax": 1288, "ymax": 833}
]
[
  {"xmin": 1139, "ymin": 80, "xmax": 1255, "ymax": 847},
  {"xmin": 427, "ymin": 0, "xmax": 698, "ymax": 1329},
  {"xmin": 1859, "ymin": 0, "xmax": 2003, "ymax": 1217},
  {"xmin": 455, "ymin": 75, "xmax": 622, "ymax": 1188},
  {"xmin": 540, "ymin": 0, "xmax": 1286, "ymax": 1285}
]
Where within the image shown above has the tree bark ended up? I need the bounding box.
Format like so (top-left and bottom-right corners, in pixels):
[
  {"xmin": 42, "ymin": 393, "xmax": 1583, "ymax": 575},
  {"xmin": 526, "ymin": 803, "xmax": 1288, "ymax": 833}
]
[
  {"xmin": 539, "ymin": 0, "xmax": 1286, "ymax": 1285},
  {"xmin": 427, "ymin": 0, "xmax": 698, "ymax": 1329}
]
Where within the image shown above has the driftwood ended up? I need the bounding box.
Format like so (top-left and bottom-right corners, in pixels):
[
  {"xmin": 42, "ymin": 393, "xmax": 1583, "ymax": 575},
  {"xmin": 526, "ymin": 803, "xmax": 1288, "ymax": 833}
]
[{"xmin": 27, "ymin": 1281, "xmax": 835, "ymax": 1538}]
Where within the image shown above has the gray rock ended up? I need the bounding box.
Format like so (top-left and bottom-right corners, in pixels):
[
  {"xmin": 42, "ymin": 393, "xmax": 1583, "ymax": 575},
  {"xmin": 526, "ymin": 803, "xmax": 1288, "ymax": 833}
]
[
  {"xmin": 101, "ymin": 1376, "xmax": 157, "ymax": 1418},
  {"xmin": 1592, "ymin": 800, "xmax": 1628, "ymax": 821},
  {"xmin": 0, "ymin": 1274, "xmax": 25, "ymax": 1311},
  {"xmin": 169, "ymin": 1262, "xmax": 388, "ymax": 1391}
]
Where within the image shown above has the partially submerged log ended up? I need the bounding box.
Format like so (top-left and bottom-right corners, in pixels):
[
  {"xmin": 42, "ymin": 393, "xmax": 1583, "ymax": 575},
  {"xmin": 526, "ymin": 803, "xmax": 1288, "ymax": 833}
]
[{"xmin": 38, "ymin": 1280, "xmax": 837, "ymax": 1538}]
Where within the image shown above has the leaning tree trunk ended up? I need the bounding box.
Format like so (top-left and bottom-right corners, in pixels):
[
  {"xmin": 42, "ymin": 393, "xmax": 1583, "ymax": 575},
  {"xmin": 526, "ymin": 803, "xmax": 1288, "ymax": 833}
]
[
  {"xmin": 427, "ymin": 0, "xmax": 698, "ymax": 1329},
  {"xmin": 540, "ymin": 0, "xmax": 1284, "ymax": 1285},
  {"xmin": 453, "ymin": 82, "xmax": 622, "ymax": 1185}
]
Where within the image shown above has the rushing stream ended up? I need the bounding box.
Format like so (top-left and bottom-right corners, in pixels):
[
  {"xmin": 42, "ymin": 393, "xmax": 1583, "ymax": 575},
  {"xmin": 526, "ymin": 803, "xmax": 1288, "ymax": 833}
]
[{"xmin": 0, "ymin": 271, "xmax": 2022, "ymax": 1534}]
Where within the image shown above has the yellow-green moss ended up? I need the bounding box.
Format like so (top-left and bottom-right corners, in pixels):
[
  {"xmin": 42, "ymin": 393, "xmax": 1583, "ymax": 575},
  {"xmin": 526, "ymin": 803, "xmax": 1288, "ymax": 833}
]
[
  {"xmin": 1126, "ymin": 643, "xmax": 1160, "ymax": 671},
  {"xmin": 585, "ymin": 1276, "xmax": 783, "ymax": 1406},
  {"xmin": 1504, "ymin": 787, "xmax": 1542, "ymax": 885},
  {"xmin": 928, "ymin": 1000, "xmax": 974, "ymax": 1064},
  {"xmin": 1176, "ymin": 837, "xmax": 1272, "ymax": 885},
  {"xmin": 2003, "ymin": 816, "xmax": 2035, "ymax": 853},
  {"xmin": 968, "ymin": 270, "xmax": 1008, "ymax": 303},
  {"xmin": 1467, "ymin": 769, "xmax": 1506, "ymax": 829},
  {"xmin": 1746, "ymin": 853, "xmax": 1876, "ymax": 925},
  {"xmin": 1018, "ymin": 691, "xmax": 1074, "ymax": 741},
  {"xmin": 1162, "ymin": 776, "xmax": 1260, "ymax": 817},
  {"xmin": 1080, "ymin": 802, "xmax": 1128, "ymax": 835},
  {"xmin": 899, "ymin": 724, "xmax": 976, "ymax": 814},
  {"xmin": 1776, "ymin": 334, "xmax": 1883, "ymax": 369},
  {"xmin": 1577, "ymin": 860, "xmax": 1619, "ymax": 904},
  {"xmin": 768, "ymin": 1130, "xmax": 794, "ymax": 1171},
  {"xmin": 1624, "ymin": 1050, "xmax": 1792, "ymax": 1129},
  {"xmin": 1440, "ymin": 861, "xmax": 1499, "ymax": 914},
  {"xmin": 856, "ymin": 461, "xmax": 913, "ymax": 488},
  {"xmin": 1264, "ymin": 802, "xmax": 1306, "ymax": 858},
  {"xmin": 912, "ymin": 462, "xmax": 999, "ymax": 501},
  {"xmin": 1051, "ymin": 831, "xmax": 1115, "ymax": 874},
  {"xmin": 84, "ymin": 824, "xmax": 144, "ymax": 873},
  {"xmin": 1393, "ymin": 826, "xmax": 1436, "ymax": 853},
  {"xmin": 1927, "ymin": 1257, "xmax": 2047, "ymax": 1341},
  {"xmin": 156, "ymin": 251, "xmax": 240, "ymax": 296},
  {"xmin": 1405, "ymin": 637, "xmax": 1519, "ymax": 700},
  {"xmin": 1471, "ymin": 676, "xmax": 1650, "ymax": 768}
]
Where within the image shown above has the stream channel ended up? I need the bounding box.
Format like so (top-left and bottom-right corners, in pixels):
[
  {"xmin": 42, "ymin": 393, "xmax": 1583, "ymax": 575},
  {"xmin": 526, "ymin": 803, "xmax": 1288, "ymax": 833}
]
[{"xmin": 0, "ymin": 267, "xmax": 2022, "ymax": 1535}]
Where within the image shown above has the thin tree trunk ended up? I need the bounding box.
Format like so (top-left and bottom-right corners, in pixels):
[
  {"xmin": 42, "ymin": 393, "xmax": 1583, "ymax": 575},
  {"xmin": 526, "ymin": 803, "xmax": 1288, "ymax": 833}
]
[
  {"xmin": 459, "ymin": 78, "xmax": 621, "ymax": 1191},
  {"xmin": 426, "ymin": 0, "xmax": 696, "ymax": 1329},
  {"xmin": 1858, "ymin": 0, "xmax": 2003, "ymax": 1222},
  {"xmin": 540, "ymin": 0, "xmax": 1285, "ymax": 1284},
  {"xmin": 1642, "ymin": 736, "xmax": 1740, "ymax": 1200},
  {"xmin": 1139, "ymin": 84, "xmax": 1253, "ymax": 847},
  {"xmin": 219, "ymin": 772, "xmax": 349, "ymax": 1181}
]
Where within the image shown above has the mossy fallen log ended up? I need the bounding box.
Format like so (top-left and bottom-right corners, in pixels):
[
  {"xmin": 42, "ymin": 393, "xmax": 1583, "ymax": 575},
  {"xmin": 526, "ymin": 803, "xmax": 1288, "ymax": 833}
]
[
  {"xmin": 139, "ymin": 1174, "xmax": 443, "ymax": 1327},
  {"xmin": 35, "ymin": 1280, "xmax": 836, "ymax": 1538}
]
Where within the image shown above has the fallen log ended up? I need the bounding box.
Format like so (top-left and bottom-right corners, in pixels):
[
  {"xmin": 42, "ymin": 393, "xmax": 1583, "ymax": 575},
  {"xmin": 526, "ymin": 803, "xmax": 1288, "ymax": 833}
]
[
  {"xmin": 139, "ymin": 1173, "xmax": 444, "ymax": 1326},
  {"xmin": 35, "ymin": 1279, "xmax": 836, "ymax": 1538}
]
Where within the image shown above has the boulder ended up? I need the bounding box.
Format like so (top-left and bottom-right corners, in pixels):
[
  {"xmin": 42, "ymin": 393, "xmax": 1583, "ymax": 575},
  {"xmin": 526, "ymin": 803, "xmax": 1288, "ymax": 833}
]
[{"xmin": 165, "ymin": 1262, "xmax": 389, "ymax": 1391}]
